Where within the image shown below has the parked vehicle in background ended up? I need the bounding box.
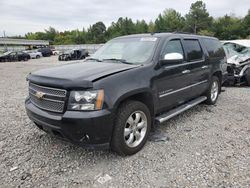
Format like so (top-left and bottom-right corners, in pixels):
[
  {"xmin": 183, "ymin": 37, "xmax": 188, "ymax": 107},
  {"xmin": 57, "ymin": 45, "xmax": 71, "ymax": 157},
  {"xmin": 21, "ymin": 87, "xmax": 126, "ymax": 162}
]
[
  {"xmin": 58, "ymin": 49, "xmax": 89, "ymax": 61},
  {"xmin": 0, "ymin": 51, "xmax": 30, "ymax": 62},
  {"xmin": 223, "ymin": 40, "xmax": 250, "ymax": 86},
  {"xmin": 24, "ymin": 50, "xmax": 43, "ymax": 59},
  {"xmin": 25, "ymin": 33, "xmax": 226, "ymax": 156},
  {"xmin": 51, "ymin": 49, "xmax": 60, "ymax": 55},
  {"xmin": 38, "ymin": 47, "xmax": 52, "ymax": 57}
]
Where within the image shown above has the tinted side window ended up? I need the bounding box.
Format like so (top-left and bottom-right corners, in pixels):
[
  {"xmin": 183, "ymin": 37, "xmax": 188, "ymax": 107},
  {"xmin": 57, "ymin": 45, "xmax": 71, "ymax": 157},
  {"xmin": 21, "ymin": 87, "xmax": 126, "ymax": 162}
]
[
  {"xmin": 202, "ymin": 38, "xmax": 225, "ymax": 58},
  {"xmin": 183, "ymin": 39, "xmax": 203, "ymax": 61},
  {"xmin": 162, "ymin": 39, "xmax": 184, "ymax": 58}
]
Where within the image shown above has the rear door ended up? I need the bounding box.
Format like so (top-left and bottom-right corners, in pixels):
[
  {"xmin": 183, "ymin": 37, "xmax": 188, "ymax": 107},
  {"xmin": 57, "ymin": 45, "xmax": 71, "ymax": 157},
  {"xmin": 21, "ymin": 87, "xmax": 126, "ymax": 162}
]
[{"xmin": 182, "ymin": 38, "xmax": 210, "ymax": 97}]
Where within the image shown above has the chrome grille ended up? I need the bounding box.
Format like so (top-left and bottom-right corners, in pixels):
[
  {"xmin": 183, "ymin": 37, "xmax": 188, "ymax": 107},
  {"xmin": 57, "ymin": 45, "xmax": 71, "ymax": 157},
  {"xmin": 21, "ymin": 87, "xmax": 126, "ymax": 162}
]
[{"xmin": 29, "ymin": 82, "xmax": 67, "ymax": 113}]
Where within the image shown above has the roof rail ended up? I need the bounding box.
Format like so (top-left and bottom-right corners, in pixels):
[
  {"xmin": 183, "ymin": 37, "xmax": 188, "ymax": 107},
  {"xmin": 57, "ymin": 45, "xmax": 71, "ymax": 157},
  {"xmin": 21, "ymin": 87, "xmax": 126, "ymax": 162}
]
[{"xmin": 173, "ymin": 31, "xmax": 196, "ymax": 35}]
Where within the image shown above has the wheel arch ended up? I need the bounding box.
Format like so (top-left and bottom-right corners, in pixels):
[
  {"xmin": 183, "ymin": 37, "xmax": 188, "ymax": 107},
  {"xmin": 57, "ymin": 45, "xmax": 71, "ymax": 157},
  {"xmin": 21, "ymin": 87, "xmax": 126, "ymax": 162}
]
[
  {"xmin": 113, "ymin": 90, "xmax": 155, "ymax": 118},
  {"xmin": 212, "ymin": 71, "xmax": 222, "ymax": 85},
  {"xmin": 211, "ymin": 71, "xmax": 222, "ymax": 93}
]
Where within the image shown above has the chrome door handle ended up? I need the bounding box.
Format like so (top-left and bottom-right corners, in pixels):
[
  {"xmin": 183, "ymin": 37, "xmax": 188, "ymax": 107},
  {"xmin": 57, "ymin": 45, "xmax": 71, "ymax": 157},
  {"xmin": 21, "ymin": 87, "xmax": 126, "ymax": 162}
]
[
  {"xmin": 202, "ymin": 65, "xmax": 208, "ymax": 69},
  {"xmin": 182, "ymin": 69, "xmax": 191, "ymax": 74}
]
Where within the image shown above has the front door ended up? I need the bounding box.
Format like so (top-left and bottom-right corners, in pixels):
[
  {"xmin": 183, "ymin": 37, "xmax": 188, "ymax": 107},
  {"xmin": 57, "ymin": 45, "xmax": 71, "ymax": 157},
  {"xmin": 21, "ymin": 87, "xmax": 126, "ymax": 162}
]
[{"xmin": 154, "ymin": 38, "xmax": 194, "ymax": 113}]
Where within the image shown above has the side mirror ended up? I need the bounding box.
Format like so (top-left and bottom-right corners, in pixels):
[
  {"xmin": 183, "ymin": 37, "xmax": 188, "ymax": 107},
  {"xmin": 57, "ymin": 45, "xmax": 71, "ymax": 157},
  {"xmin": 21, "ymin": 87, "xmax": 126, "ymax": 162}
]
[{"xmin": 160, "ymin": 53, "xmax": 183, "ymax": 66}]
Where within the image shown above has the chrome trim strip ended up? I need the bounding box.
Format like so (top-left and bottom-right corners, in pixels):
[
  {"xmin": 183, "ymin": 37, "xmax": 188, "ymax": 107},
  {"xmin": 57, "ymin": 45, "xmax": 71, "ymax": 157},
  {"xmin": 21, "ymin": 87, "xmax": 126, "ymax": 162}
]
[
  {"xmin": 29, "ymin": 92, "xmax": 65, "ymax": 104},
  {"xmin": 164, "ymin": 59, "xmax": 205, "ymax": 70},
  {"xmin": 29, "ymin": 82, "xmax": 67, "ymax": 97},
  {"xmin": 29, "ymin": 87, "xmax": 65, "ymax": 98},
  {"xmin": 159, "ymin": 80, "xmax": 208, "ymax": 98}
]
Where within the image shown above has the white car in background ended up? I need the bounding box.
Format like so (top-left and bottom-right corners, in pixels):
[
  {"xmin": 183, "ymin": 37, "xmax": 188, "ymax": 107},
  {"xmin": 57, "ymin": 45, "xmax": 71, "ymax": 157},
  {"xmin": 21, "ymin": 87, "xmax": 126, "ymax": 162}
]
[
  {"xmin": 52, "ymin": 49, "xmax": 60, "ymax": 55},
  {"xmin": 23, "ymin": 50, "xmax": 43, "ymax": 59}
]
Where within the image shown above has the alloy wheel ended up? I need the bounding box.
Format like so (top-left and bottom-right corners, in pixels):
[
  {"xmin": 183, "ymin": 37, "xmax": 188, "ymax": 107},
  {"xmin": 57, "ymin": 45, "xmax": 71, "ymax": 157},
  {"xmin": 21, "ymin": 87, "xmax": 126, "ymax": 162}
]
[{"xmin": 124, "ymin": 111, "xmax": 147, "ymax": 148}]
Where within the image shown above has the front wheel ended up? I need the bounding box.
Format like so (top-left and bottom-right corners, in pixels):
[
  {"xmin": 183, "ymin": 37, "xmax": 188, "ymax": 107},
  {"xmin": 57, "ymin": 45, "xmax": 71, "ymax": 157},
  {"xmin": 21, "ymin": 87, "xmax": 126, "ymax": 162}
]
[
  {"xmin": 244, "ymin": 68, "xmax": 250, "ymax": 86},
  {"xmin": 111, "ymin": 100, "xmax": 151, "ymax": 156},
  {"xmin": 205, "ymin": 76, "xmax": 220, "ymax": 105}
]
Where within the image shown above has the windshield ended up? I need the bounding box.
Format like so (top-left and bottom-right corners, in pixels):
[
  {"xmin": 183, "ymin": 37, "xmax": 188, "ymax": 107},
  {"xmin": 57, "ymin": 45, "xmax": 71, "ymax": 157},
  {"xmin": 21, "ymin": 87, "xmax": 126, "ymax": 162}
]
[{"xmin": 91, "ymin": 37, "xmax": 158, "ymax": 64}]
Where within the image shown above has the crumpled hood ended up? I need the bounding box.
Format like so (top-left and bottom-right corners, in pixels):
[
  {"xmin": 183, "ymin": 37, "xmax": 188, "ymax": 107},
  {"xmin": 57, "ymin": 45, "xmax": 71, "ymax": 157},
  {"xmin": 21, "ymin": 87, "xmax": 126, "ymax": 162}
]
[{"xmin": 27, "ymin": 61, "xmax": 140, "ymax": 89}]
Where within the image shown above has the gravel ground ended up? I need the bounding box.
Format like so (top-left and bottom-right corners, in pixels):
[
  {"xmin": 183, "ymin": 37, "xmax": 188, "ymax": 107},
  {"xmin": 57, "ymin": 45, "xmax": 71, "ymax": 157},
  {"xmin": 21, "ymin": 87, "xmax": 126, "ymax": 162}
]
[{"xmin": 0, "ymin": 56, "xmax": 250, "ymax": 187}]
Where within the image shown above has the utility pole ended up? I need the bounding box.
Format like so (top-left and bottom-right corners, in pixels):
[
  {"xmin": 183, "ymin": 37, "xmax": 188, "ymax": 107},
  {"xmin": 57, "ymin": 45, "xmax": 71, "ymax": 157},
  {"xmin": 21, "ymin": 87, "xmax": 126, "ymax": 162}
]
[{"xmin": 3, "ymin": 30, "xmax": 7, "ymax": 52}]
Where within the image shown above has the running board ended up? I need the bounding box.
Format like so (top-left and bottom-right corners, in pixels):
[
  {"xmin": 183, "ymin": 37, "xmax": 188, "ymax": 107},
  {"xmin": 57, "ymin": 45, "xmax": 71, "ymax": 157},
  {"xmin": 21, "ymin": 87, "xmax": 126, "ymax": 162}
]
[{"xmin": 155, "ymin": 96, "xmax": 207, "ymax": 124}]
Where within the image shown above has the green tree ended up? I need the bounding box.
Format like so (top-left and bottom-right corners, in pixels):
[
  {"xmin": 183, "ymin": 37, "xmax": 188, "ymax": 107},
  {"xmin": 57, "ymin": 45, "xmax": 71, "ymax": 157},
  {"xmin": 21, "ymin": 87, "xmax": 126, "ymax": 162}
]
[
  {"xmin": 44, "ymin": 27, "xmax": 57, "ymax": 42},
  {"xmin": 155, "ymin": 9, "xmax": 184, "ymax": 32},
  {"xmin": 185, "ymin": 1, "xmax": 213, "ymax": 34},
  {"xmin": 243, "ymin": 10, "xmax": 250, "ymax": 37},
  {"xmin": 135, "ymin": 20, "xmax": 148, "ymax": 33},
  {"xmin": 148, "ymin": 21, "xmax": 155, "ymax": 33},
  {"xmin": 105, "ymin": 17, "xmax": 136, "ymax": 40},
  {"xmin": 154, "ymin": 14, "xmax": 165, "ymax": 32},
  {"xmin": 198, "ymin": 29, "xmax": 215, "ymax": 36},
  {"xmin": 213, "ymin": 15, "xmax": 244, "ymax": 40},
  {"xmin": 87, "ymin": 22, "xmax": 106, "ymax": 43}
]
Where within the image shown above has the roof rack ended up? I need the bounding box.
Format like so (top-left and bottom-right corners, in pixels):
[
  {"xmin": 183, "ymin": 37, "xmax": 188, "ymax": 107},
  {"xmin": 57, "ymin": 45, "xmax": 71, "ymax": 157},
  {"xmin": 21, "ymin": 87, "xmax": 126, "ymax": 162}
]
[{"xmin": 173, "ymin": 31, "xmax": 196, "ymax": 35}]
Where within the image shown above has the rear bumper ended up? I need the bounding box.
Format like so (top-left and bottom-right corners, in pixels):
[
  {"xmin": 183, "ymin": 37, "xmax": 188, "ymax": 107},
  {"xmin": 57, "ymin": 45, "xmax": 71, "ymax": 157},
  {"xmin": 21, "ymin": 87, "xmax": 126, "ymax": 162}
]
[{"xmin": 25, "ymin": 98, "xmax": 114, "ymax": 149}]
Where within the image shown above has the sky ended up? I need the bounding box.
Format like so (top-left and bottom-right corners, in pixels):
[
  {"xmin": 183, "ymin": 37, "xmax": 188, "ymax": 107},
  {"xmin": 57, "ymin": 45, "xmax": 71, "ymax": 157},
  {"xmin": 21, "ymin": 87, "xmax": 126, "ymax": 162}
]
[{"xmin": 0, "ymin": 0, "xmax": 249, "ymax": 37}]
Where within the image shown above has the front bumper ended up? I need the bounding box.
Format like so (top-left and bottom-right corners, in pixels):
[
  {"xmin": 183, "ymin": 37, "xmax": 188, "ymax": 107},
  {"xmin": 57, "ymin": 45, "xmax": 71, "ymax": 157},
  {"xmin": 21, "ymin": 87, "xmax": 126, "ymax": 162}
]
[{"xmin": 25, "ymin": 98, "xmax": 114, "ymax": 149}]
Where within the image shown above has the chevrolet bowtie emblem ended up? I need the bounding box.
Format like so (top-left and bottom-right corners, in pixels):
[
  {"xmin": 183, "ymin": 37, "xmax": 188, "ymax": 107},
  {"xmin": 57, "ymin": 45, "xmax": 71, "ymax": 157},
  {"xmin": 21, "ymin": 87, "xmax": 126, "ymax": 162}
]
[{"xmin": 35, "ymin": 91, "xmax": 45, "ymax": 99}]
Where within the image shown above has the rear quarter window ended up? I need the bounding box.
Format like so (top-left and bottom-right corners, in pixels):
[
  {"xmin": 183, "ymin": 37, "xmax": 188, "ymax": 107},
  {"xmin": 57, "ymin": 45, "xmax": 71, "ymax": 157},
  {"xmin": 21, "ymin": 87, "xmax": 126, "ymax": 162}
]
[
  {"xmin": 183, "ymin": 39, "xmax": 203, "ymax": 62},
  {"xmin": 202, "ymin": 38, "xmax": 225, "ymax": 58}
]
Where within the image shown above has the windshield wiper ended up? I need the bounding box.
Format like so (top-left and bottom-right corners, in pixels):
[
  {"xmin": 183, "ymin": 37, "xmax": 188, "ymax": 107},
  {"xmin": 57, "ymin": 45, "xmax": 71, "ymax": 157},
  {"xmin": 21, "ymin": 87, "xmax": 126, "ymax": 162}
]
[
  {"xmin": 85, "ymin": 57, "xmax": 102, "ymax": 62},
  {"xmin": 103, "ymin": 58, "xmax": 134, "ymax": 65}
]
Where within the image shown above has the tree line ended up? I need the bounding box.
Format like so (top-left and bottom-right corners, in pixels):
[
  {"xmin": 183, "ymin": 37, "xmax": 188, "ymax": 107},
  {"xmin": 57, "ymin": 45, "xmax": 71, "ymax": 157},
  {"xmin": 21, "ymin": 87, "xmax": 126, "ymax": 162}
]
[{"xmin": 22, "ymin": 0, "xmax": 250, "ymax": 44}]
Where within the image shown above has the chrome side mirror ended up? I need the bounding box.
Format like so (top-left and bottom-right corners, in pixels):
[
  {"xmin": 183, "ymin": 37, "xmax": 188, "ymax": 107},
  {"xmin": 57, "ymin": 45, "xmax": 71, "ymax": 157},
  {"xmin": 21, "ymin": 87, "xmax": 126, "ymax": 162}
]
[
  {"xmin": 164, "ymin": 53, "xmax": 183, "ymax": 61},
  {"xmin": 160, "ymin": 53, "xmax": 184, "ymax": 66}
]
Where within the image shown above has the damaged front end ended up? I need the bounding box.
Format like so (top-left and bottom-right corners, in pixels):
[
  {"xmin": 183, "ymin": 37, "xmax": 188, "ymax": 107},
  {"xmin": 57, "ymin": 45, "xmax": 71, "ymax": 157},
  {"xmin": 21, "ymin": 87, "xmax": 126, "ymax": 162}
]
[{"xmin": 223, "ymin": 40, "xmax": 250, "ymax": 86}]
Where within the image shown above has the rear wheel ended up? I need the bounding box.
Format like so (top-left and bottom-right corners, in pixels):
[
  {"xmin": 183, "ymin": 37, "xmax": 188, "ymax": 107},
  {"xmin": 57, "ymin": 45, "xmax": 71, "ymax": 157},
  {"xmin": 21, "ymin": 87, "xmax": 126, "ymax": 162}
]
[
  {"xmin": 205, "ymin": 76, "xmax": 220, "ymax": 105},
  {"xmin": 36, "ymin": 55, "xmax": 40, "ymax": 59},
  {"xmin": 111, "ymin": 100, "xmax": 151, "ymax": 156}
]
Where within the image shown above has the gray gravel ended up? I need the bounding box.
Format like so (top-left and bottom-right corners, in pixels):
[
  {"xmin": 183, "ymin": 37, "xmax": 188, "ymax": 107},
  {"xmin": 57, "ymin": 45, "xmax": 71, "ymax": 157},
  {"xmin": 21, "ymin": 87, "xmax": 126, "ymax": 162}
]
[{"xmin": 0, "ymin": 56, "xmax": 250, "ymax": 187}]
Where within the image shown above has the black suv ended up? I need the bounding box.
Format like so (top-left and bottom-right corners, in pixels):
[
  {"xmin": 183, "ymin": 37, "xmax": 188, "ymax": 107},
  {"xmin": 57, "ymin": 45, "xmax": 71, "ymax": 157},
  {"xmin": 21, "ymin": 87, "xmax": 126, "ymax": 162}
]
[
  {"xmin": 38, "ymin": 47, "xmax": 52, "ymax": 57},
  {"xmin": 25, "ymin": 33, "xmax": 226, "ymax": 156}
]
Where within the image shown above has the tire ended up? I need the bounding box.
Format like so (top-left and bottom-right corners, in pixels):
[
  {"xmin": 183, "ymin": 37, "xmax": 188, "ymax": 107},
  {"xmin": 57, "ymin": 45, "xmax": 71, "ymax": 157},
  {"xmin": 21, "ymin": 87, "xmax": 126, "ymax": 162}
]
[
  {"xmin": 24, "ymin": 57, "xmax": 28, "ymax": 61},
  {"xmin": 111, "ymin": 100, "xmax": 151, "ymax": 156},
  {"xmin": 244, "ymin": 68, "xmax": 250, "ymax": 86},
  {"xmin": 36, "ymin": 55, "xmax": 40, "ymax": 59},
  {"xmin": 205, "ymin": 76, "xmax": 220, "ymax": 105}
]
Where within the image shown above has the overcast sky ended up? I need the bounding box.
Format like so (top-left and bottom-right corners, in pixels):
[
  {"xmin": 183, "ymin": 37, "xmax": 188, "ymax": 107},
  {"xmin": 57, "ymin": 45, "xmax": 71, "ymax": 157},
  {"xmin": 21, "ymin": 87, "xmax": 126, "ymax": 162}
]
[{"xmin": 0, "ymin": 0, "xmax": 249, "ymax": 36}]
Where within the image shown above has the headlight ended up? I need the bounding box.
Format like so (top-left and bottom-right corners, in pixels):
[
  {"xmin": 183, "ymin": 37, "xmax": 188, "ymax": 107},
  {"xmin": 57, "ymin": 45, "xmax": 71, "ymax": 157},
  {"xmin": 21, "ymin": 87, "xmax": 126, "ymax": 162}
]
[{"xmin": 68, "ymin": 90, "xmax": 104, "ymax": 111}]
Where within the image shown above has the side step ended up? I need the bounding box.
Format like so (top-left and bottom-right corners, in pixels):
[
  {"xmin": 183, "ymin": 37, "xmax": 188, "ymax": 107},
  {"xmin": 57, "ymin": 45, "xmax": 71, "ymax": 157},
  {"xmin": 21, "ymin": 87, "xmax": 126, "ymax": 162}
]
[{"xmin": 155, "ymin": 96, "xmax": 207, "ymax": 124}]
